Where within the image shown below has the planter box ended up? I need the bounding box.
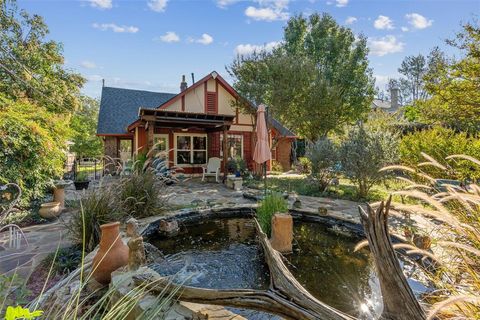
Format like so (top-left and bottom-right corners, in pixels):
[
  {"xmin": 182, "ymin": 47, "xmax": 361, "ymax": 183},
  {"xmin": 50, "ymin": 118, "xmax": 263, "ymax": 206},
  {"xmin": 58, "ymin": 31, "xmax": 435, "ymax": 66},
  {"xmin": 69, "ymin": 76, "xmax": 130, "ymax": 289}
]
[
  {"xmin": 74, "ymin": 180, "xmax": 90, "ymax": 190},
  {"xmin": 226, "ymin": 176, "xmax": 243, "ymax": 191}
]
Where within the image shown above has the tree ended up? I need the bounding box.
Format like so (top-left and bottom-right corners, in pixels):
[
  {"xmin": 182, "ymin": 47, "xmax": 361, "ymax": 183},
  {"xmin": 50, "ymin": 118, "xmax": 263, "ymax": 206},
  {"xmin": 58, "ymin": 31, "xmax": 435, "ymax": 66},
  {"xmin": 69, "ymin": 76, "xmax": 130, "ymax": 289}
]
[
  {"xmin": 229, "ymin": 13, "xmax": 375, "ymax": 141},
  {"xmin": 398, "ymin": 54, "xmax": 428, "ymax": 103},
  {"xmin": 418, "ymin": 21, "xmax": 480, "ymax": 133},
  {"xmin": 0, "ymin": 94, "xmax": 68, "ymax": 201},
  {"xmin": 306, "ymin": 138, "xmax": 339, "ymax": 192},
  {"xmin": 70, "ymin": 96, "xmax": 103, "ymax": 158},
  {"xmin": 339, "ymin": 125, "xmax": 399, "ymax": 198},
  {"xmin": 0, "ymin": 0, "xmax": 85, "ymax": 115}
]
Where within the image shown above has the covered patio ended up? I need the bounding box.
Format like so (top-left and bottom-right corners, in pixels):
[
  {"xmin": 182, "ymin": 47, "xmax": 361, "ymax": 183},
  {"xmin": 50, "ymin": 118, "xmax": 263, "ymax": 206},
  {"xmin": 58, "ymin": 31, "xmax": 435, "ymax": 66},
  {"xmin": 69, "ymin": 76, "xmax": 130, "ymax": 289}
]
[{"xmin": 128, "ymin": 108, "xmax": 237, "ymax": 178}]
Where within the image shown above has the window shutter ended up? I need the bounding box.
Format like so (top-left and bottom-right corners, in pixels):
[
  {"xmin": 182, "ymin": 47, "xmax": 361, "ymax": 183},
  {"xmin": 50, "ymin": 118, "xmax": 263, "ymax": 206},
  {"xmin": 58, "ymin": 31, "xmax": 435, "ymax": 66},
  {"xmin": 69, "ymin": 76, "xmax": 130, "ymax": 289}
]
[{"xmin": 206, "ymin": 92, "xmax": 216, "ymax": 114}]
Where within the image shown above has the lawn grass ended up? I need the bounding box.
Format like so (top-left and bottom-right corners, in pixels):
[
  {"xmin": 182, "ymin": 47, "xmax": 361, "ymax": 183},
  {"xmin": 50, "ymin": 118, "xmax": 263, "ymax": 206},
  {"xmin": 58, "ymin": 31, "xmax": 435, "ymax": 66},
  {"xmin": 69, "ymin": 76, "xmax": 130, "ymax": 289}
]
[{"xmin": 244, "ymin": 175, "xmax": 407, "ymax": 202}]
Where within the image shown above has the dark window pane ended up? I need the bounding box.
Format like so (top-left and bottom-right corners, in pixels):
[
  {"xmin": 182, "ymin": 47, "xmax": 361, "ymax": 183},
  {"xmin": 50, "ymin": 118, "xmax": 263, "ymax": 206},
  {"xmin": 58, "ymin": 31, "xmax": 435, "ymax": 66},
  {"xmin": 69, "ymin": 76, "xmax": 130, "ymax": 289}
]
[
  {"xmin": 177, "ymin": 136, "xmax": 190, "ymax": 150},
  {"xmin": 177, "ymin": 151, "xmax": 190, "ymax": 164},
  {"xmin": 193, "ymin": 151, "xmax": 206, "ymax": 164},
  {"xmin": 193, "ymin": 136, "xmax": 206, "ymax": 150}
]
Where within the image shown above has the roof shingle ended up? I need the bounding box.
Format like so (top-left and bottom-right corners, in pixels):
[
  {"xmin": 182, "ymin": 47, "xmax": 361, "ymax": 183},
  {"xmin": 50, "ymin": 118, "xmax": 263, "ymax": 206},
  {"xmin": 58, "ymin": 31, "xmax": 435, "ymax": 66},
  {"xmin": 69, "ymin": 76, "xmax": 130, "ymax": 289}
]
[{"xmin": 97, "ymin": 86, "xmax": 176, "ymax": 135}]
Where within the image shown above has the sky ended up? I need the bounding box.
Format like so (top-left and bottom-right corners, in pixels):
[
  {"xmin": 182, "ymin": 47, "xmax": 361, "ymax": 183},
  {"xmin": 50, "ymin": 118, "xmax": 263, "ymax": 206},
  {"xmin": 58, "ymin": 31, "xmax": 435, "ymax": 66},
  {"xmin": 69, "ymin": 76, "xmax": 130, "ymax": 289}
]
[{"xmin": 18, "ymin": 0, "xmax": 480, "ymax": 98}]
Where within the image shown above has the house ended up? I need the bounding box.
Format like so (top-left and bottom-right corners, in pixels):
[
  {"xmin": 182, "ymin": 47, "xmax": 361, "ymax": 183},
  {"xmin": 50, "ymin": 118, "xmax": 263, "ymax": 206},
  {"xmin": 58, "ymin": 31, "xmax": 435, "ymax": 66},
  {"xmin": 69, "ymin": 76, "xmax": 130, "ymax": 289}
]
[
  {"xmin": 371, "ymin": 87, "xmax": 401, "ymax": 113},
  {"xmin": 96, "ymin": 71, "xmax": 296, "ymax": 175}
]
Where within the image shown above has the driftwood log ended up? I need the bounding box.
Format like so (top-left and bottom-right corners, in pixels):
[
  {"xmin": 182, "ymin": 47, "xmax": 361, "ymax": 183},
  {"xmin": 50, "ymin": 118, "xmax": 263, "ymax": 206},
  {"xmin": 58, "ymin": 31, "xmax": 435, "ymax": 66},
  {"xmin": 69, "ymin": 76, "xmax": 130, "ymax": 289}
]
[
  {"xmin": 135, "ymin": 199, "xmax": 427, "ymax": 319},
  {"xmin": 359, "ymin": 197, "xmax": 426, "ymax": 320}
]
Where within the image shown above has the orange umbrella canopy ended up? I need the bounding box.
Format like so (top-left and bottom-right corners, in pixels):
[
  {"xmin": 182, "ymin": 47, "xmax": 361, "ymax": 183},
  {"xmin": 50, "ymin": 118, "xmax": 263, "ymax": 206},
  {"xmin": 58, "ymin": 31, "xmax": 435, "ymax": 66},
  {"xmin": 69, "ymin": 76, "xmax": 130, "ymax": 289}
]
[{"xmin": 253, "ymin": 104, "xmax": 271, "ymax": 164}]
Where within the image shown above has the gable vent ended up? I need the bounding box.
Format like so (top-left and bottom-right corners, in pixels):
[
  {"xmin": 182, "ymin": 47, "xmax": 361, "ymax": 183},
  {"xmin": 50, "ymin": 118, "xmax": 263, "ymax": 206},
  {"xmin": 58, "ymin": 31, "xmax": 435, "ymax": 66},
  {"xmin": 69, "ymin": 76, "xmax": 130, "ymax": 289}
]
[{"xmin": 206, "ymin": 92, "xmax": 216, "ymax": 114}]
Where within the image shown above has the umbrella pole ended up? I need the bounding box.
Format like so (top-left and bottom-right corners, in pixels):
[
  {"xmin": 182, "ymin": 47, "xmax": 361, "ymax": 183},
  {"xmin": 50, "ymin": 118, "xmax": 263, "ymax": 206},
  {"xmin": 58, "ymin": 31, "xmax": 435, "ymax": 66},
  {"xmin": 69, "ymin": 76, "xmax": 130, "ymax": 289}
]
[{"xmin": 264, "ymin": 161, "xmax": 267, "ymax": 198}]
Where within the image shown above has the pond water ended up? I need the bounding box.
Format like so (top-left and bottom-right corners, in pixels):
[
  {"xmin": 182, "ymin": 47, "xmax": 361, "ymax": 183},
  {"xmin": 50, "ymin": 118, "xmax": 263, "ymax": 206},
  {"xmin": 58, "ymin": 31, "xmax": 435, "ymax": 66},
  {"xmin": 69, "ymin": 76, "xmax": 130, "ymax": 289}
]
[{"xmin": 149, "ymin": 217, "xmax": 426, "ymax": 319}]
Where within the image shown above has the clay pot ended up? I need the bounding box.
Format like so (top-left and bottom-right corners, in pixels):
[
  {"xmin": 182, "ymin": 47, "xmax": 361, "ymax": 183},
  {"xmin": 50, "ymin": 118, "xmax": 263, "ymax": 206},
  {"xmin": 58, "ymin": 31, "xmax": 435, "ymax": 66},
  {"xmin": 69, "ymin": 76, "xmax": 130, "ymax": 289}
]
[
  {"xmin": 92, "ymin": 222, "xmax": 129, "ymax": 284},
  {"xmin": 39, "ymin": 202, "xmax": 61, "ymax": 219},
  {"xmin": 53, "ymin": 187, "xmax": 65, "ymax": 209}
]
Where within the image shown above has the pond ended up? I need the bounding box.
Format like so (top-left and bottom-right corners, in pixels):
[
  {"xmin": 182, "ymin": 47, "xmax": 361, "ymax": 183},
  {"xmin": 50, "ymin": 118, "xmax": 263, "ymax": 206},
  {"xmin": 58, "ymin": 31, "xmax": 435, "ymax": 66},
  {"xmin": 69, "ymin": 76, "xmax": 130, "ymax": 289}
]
[{"xmin": 149, "ymin": 217, "xmax": 427, "ymax": 319}]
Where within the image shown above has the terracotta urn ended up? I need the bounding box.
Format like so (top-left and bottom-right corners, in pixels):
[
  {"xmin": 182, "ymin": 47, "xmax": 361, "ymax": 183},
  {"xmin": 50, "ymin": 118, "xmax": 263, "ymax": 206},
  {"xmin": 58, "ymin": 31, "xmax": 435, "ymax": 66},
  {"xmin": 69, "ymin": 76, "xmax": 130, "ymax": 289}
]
[
  {"xmin": 92, "ymin": 222, "xmax": 129, "ymax": 284},
  {"xmin": 39, "ymin": 202, "xmax": 61, "ymax": 219}
]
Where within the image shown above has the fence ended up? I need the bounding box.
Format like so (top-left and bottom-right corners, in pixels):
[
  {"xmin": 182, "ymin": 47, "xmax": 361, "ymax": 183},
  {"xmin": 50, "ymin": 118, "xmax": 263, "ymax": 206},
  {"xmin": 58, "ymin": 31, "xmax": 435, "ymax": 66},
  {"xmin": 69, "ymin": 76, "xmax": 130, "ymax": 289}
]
[{"xmin": 73, "ymin": 157, "xmax": 104, "ymax": 181}]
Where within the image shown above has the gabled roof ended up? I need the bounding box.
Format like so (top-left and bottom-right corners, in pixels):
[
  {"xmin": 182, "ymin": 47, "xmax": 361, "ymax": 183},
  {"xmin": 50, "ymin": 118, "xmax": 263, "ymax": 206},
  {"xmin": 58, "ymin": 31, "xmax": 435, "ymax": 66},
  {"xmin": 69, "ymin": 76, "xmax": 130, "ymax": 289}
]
[
  {"xmin": 268, "ymin": 116, "xmax": 296, "ymax": 138},
  {"xmin": 97, "ymin": 86, "xmax": 176, "ymax": 135},
  {"xmin": 157, "ymin": 71, "xmax": 238, "ymax": 110}
]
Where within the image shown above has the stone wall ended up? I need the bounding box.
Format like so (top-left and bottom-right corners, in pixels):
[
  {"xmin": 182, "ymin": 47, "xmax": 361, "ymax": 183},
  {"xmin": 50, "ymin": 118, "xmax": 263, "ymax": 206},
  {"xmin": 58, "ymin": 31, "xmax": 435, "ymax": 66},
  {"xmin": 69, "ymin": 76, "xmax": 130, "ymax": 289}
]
[{"xmin": 104, "ymin": 136, "xmax": 118, "ymax": 159}]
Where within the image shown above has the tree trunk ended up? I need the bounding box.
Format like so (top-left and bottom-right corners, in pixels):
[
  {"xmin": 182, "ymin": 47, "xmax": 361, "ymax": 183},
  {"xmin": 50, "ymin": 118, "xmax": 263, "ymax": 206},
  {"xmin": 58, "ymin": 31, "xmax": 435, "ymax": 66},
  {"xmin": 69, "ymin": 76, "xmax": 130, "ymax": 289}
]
[{"xmin": 359, "ymin": 197, "xmax": 426, "ymax": 320}]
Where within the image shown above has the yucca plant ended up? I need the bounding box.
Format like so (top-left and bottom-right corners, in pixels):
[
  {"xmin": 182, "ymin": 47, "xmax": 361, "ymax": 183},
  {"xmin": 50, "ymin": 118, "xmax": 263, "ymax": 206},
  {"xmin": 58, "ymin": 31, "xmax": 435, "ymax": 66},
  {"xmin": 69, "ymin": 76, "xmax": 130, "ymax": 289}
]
[
  {"xmin": 257, "ymin": 193, "xmax": 288, "ymax": 237},
  {"xmin": 380, "ymin": 153, "xmax": 480, "ymax": 319}
]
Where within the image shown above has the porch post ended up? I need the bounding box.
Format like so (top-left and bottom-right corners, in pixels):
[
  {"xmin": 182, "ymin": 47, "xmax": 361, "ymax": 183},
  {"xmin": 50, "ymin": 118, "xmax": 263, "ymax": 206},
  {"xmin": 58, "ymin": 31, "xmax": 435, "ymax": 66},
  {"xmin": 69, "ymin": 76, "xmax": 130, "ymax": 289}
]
[
  {"xmin": 146, "ymin": 121, "xmax": 155, "ymax": 153},
  {"xmin": 223, "ymin": 126, "xmax": 228, "ymax": 183}
]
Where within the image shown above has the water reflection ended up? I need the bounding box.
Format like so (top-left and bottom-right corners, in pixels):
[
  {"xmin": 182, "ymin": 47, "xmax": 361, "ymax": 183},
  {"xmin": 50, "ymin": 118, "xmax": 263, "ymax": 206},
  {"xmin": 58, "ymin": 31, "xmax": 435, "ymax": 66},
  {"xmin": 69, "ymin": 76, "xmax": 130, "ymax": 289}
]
[{"xmin": 150, "ymin": 218, "xmax": 409, "ymax": 318}]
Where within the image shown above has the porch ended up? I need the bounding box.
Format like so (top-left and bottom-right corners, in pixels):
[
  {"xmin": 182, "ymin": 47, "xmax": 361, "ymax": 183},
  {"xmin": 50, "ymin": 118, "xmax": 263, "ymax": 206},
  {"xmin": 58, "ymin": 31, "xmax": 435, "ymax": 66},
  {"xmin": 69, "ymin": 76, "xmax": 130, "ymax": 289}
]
[{"xmin": 129, "ymin": 108, "xmax": 249, "ymax": 177}]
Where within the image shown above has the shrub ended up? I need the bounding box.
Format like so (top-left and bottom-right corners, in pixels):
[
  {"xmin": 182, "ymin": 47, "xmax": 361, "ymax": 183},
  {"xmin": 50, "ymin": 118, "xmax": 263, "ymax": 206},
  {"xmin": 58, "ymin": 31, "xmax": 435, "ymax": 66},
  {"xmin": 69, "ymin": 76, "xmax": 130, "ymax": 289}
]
[
  {"xmin": 307, "ymin": 138, "xmax": 339, "ymax": 192},
  {"xmin": 117, "ymin": 171, "xmax": 165, "ymax": 218},
  {"xmin": 66, "ymin": 186, "xmax": 120, "ymax": 252},
  {"xmin": 41, "ymin": 245, "xmax": 82, "ymax": 275},
  {"xmin": 256, "ymin": 193, "xmax": 288, "ymax": 237},
  {"xmin": 297, "ymin": 157, "xmax": 311, "ymax": 174},
  {"xmin": 399, "ymin": 126, "xmax": 480, "ymax": 181},
  {"xmin": 340, "ymin": 125, "xmax": 399, "ymax": 198},
  {"xmin": 0, "ymin": 96, "xmax": 67, "ymax": 202},
  {"xmin": 271, "ymin": 160, "xmax": 283, "ymax": 173}
]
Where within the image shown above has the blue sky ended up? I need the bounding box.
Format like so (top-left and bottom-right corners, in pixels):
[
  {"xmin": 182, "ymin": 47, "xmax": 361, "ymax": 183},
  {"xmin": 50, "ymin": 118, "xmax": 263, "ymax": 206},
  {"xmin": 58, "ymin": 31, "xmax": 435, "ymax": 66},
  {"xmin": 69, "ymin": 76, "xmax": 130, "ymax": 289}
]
[{"xmin": 19, "ymin": 0, "xmax": 479, "ymax": 98}]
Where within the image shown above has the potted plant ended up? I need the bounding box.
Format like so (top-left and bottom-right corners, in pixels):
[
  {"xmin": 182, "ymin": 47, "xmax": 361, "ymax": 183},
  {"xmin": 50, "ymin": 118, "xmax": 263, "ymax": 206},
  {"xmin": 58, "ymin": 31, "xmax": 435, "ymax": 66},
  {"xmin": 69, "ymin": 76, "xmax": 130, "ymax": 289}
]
[{"xmin": 74, "ymin": 171, "xmax": 90, "ymax": 190}]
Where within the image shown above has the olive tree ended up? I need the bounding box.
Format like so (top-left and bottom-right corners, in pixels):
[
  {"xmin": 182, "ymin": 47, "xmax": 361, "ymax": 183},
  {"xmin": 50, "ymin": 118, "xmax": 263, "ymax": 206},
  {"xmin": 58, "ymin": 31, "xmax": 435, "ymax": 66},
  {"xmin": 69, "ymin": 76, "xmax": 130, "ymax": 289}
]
[
  {"xmin": 340, "ymin": 125, "xmax": 399, "ymax": 198},
  {"xmin": 306, "ymin": 138, "xmax": 339, "ymax": 192}
]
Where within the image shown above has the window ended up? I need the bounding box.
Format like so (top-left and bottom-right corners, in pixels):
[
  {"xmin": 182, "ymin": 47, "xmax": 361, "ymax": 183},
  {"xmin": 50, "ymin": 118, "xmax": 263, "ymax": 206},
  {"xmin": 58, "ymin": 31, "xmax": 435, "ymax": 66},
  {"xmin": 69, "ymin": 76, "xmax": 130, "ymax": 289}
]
[
  {"xmin": 153, "ymin": 134, "xmax": 168, "ymax": 152},
  {"xmin": 220, "ymin": 134, "xmax": 243, "ymax": 159},
  {"xmin": 175, "ymin": 134, "xmax": 207, "ymax": 165}
]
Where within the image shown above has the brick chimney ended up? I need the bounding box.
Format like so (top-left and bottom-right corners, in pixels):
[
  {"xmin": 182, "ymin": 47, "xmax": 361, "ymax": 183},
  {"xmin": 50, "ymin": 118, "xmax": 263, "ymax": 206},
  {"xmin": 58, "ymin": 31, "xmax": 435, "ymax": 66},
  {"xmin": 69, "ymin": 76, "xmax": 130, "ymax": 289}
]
[
  {"xmin": 390, "ymin": 86, "xmax": 399, "ymax": 110},
  {"xmin": 180, "ymin": 75, "xmax": 188, "ymax": 92}
]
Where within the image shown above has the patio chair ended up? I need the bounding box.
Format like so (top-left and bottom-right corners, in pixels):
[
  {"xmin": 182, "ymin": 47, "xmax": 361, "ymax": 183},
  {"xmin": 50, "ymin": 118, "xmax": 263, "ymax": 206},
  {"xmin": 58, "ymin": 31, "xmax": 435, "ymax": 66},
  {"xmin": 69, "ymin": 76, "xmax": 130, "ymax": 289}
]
[{"xmin": 202, "ymin": 157, "xmax": 221, "ymax": 183}]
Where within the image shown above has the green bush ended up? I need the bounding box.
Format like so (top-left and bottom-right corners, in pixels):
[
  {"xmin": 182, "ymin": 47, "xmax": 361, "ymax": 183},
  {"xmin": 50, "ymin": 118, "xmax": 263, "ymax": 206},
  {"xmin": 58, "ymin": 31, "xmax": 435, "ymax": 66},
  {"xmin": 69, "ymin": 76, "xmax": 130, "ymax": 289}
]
[
  {"xmin": 340, "ymin": 125, "xmax": 399, "ymax": 198},
  {"xmin": 0, "ymin": 96, "xmax": 67, "ymax": 201},
  {"xmin": 117, "ymin": 171, "xmax": 165, "ymax": 218},
  {"xmin": 399, "ymin": 126, "xmax": 480, "ymax": 181},
  {"xmin": 271, "ymin": 160, "xmax": 283, "ymax": 173},
  {"xmin": 41, "ymin": 245, "xmax": 82, "ymax": 275},
  {"xmin": 257, "ymin": 193, "xmax": 288, "ymax": 237},
  {"xmin": 66, "ymin": 186, "xmax": 121, "ymax": 252},
  {"xmin": 297, "ymin": 157, "xmax": 312, "ymax": 174},
  {"xmin": 307, "ymin": 138, "xmax": 339, "ymax": 192}
]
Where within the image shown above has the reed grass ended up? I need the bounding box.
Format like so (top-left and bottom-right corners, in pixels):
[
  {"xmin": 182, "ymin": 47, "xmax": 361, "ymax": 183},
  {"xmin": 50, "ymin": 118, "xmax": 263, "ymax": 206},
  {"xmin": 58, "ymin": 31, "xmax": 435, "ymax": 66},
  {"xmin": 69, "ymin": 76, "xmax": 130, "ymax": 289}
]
[
  {"xmin": 383, "ymin": 153, "xmax": 480, "ymax": 319},
  {"xmin": 257, "ymin": 193, "xmax": 288, "ymax": 237}
]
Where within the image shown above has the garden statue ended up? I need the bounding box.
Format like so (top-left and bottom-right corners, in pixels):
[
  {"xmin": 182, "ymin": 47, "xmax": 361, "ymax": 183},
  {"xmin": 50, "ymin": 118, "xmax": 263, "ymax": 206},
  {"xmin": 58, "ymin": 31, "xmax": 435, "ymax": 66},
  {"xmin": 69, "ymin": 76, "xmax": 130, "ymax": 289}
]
[{"xmin": 128, "ymin": 236, "xmax": 146, "ymax": 271}]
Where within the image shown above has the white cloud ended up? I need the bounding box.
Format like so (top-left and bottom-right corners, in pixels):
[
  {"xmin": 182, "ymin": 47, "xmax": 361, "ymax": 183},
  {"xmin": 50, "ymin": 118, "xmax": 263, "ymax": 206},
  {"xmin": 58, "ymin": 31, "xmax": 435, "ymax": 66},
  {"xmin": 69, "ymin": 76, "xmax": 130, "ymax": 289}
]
[
  {"xmin": 190, "ymin": 33, "xmax": 214, "ymax": 45},
  {"xmin": 234, "ymin": 41, "xmax": 281, "ymax": 56},
  {"xmin": 158, "ymin": 31, "xmax": 180, "ymax": 43},
  {"xmin": 405, "ymin": 13, "xmax": 433, "ymax": 29},
  {"xmin": 374, "ymin": 15, "xmax": 394, "ymax": 30},
  {"xmin": 345, "ymin": 16, "xmax": 357, "ymax": 25},
  {"xmin": 401, "ymin": 26, "xmax": 409, "ymax": 32},
  {"xmin": 374, "ymin": 74, "xmax": 391, "ymax": 89},
  {"xmin": 92, "ymin": 23, "xmax": 139, "ymax": 33},
  {"xmin": 216, "ymin": 0, "xmax": 239, "ymax": 8},
  {"xmin": 368, "ymin": 35, "xmax": 405, "ymax": 56},
  {"xmin": 245, "ymin": 0, "xmax": 289, "ymax": 21},
  {"xmin": 148, "ymin": 0, "xmax": 168, "ymax": 12},
  {"xmin": 336, "ymin": 0, "xmax": 348, "ymax": 7},
  {"xmin": 80, "ymin": 61, "xmax": 97, "ymax": 69},
  {"xmin": 89, "ymin": 0, "xmax": 112, "ymax": 9}
]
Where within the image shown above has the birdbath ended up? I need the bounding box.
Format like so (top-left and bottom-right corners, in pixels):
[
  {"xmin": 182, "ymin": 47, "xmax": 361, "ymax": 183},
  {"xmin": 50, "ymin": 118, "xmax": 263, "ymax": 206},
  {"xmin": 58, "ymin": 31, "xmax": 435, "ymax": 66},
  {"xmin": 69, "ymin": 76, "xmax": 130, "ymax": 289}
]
[{"xmin": 53, "ymin": 180, "xmax": 69, "ymax": 209}]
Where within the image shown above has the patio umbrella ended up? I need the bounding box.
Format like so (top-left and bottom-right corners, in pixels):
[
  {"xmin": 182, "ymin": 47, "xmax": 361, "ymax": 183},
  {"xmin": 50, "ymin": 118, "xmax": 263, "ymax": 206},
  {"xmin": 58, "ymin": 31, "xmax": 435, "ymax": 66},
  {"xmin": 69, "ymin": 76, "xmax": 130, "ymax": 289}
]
[{"xmin": 253, "ymin": 104, "xmax": 271, "ymax": 196}]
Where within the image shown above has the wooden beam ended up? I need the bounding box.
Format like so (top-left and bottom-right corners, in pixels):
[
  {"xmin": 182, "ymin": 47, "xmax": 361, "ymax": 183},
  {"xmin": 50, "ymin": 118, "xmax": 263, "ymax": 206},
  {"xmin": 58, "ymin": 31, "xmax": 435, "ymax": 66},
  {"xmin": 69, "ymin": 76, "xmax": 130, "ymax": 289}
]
[{"xmin": 223, "ymin": 126, "xmax": 228, "ymax": 183}]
